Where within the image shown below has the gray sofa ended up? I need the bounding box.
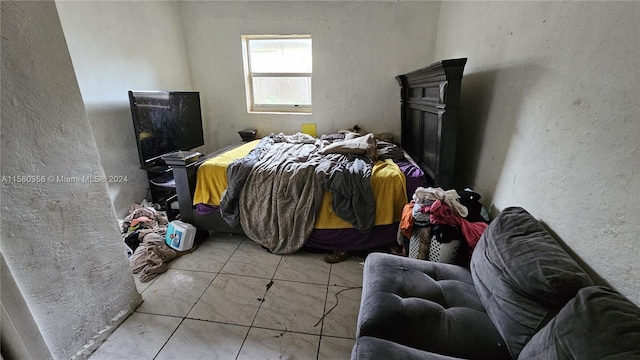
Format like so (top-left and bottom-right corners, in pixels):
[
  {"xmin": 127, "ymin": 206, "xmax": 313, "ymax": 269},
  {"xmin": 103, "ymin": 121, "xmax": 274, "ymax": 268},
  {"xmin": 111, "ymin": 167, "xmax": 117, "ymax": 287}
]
[{"xmin": 352, "ymin": 207, "xmax": 640, "ymax": 360}]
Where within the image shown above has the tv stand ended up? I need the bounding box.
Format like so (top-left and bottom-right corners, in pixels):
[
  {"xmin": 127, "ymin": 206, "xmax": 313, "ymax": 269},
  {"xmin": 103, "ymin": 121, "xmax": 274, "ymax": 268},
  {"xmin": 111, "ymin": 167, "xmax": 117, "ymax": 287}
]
[
  {"xmin": 159, "ymin": 143, "xmax": 254, "ymax": 227},
  {"xmin": 143, "ymin": 151, "xmax": 201, "ymax": 213},
  {"xmin": 145, "ymin": 165, "xmax": 171, "ymax": 173},
  {"xmin": 160, "ymin": 151, "xmax": 202, "ymax": 224},
  {"xmin": 145, "ymin": 166, "xmax": 175, "ymax": 209},
  {"xmin": 149, "ymin": 171, "xmax": 175, "ymax": 187}
]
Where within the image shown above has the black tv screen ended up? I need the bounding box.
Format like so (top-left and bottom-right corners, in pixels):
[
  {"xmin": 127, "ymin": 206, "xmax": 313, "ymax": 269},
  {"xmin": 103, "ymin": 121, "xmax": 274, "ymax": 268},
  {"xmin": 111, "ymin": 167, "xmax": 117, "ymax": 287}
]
[{"xmin": 129, "ymin": 91, "xmax": 205, "ymax": 167}]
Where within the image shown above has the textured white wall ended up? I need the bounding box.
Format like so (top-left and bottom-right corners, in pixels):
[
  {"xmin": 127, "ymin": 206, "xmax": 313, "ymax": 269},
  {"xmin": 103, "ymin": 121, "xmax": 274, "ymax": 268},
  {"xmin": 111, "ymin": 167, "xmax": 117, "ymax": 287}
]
[
  {"xmin": 56, "ymin": 1, "xmax": 195, "ymax": 217},
  {"xmin": 55, "ymin": 1, "xmax": 439, "ymax": 212},
  {"xmin": 434, "ymin": 2, "xmax": 640, "ymax": 304},
  {"xmin": 180, "ymin": 1, "xmax": 440, "ymax": 152},
  {"xmin": 1, "ymin": 1, "xmax": 142, "ymax": 358}
]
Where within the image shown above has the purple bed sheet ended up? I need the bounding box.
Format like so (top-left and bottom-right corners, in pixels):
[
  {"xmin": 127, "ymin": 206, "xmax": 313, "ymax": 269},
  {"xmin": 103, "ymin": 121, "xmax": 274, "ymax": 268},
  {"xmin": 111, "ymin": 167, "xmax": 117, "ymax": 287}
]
[{"xmin": 195, "ymin": 158, "xmax": 425, "ymax": 251}]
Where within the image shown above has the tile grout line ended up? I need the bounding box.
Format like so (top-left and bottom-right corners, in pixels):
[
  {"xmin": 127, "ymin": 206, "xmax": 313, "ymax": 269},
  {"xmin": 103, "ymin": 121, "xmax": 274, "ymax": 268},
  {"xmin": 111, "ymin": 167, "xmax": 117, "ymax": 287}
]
[
  {"xmin": 235, "ymin": 240, "xmax": 285, "ymax": 360},
  {"xmin": 317, "ymin": 262, "xmax": 333, "ymax": 360},
  {"xmin": 172, "ymin": 235, "xmax": 244, "ymax": 319},
  {"xmin": 152, "ymin": 317, "xmax": 186, "ymax": 360},
  {"xmin": 151, "ymin": 234, "xmax": 244, "ymax": 360}
]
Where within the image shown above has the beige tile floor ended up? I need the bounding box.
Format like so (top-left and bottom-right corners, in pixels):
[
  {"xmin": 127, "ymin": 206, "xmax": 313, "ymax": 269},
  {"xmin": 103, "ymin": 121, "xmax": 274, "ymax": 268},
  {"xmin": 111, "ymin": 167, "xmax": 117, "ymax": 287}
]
[{"xmin": 89, "ymin": 232, "xmax": 365, "ymax": 360}]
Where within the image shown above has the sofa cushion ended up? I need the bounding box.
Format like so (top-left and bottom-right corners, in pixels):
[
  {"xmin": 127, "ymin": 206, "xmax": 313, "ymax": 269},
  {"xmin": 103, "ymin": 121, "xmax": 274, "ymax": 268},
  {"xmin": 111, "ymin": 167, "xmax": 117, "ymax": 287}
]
[
  {"xmin": 357, "ymin": 253, "xmax": 510, "ymax": 360},
  {"xmin": 352, "ymin": 337, "xmax": 465, "ymax": 360},
  {"xmin": 518, "ymin": 286, "xmax": 640, "ymax": 360},
  {"xmin": 471, "ymin": 207, "xmax": 594, "ymax": 358}
]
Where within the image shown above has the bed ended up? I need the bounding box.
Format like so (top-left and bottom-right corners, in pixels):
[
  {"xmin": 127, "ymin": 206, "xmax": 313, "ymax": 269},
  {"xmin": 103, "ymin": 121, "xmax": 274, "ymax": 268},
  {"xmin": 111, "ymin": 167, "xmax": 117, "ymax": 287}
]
[{"xmin": 164, "ymin": 58, "xmax": 466, "ymax": 254}]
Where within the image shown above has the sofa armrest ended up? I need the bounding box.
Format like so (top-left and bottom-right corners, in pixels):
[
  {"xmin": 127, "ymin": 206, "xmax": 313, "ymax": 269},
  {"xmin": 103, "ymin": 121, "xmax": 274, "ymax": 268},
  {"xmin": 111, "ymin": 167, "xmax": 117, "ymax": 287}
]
[
  {"xmin": 352, "ymin": 337, "xmax": 465, "ymax": 360},
  {"xmin": 518, "ymin": 286, "xmax": 640, "ymax": 359}
]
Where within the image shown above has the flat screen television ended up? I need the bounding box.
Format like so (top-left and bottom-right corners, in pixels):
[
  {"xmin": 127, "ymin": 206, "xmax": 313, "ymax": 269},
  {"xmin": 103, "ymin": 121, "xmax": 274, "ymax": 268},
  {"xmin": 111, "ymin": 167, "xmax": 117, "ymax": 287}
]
[{"xmin": 129, "ymin": 90, "xmax": 205, "ymax": 168}]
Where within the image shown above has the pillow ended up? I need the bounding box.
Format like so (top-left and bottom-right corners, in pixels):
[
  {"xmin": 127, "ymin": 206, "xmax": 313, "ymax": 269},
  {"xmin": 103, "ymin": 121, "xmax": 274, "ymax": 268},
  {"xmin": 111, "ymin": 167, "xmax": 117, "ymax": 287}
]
[
  {"xmin": 319, "ymin": 132, "xmax": 378, "ymax": 160},
  {"xmin": 471, "ymin": 207, "xmax": 594, "ymax": 358},
  {"xmin": 477, "ymin": 207, "xmax": 594, "ymax": 306},
  {"xmin": 320, "ymin": 132, "xmax": 345, "ymax": 141},
  {"xmin": 518, "ymin": 286, "xmax": 640, "ymax": 360}
]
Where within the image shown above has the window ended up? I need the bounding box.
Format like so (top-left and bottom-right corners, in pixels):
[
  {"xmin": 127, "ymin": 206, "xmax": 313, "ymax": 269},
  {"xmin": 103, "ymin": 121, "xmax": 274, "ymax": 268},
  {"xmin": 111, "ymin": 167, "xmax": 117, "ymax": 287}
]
[{"xmin": 242, "ymin": 35, "xmax": 312, "ymax": 114}]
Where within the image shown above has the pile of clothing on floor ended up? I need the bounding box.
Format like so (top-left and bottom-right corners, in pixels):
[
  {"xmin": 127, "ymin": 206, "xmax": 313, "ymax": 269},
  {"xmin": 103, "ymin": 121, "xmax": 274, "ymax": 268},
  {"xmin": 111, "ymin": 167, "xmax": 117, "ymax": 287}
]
[
  {"xmin": 398, "ymin": 187, "xmax": 489, "ymax": 265},
  {"xmin": 122, "ymin": 202, "xmax": 184, "ymax": 282}
]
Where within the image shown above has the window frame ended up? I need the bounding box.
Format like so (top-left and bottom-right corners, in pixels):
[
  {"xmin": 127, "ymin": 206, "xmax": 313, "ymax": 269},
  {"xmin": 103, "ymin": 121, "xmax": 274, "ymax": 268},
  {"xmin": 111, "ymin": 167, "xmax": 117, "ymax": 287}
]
[{"xmin": 241, "ymin": 34, "xmax": 312, "ymax": 114}]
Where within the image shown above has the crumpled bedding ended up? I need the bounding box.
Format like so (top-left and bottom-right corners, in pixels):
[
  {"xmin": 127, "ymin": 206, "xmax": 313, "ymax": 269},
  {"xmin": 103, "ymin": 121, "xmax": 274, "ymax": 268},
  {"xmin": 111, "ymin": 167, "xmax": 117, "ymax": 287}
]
[
  {"xmin": 220, "ymin": 132, "xmax": 394, "ymax": 254},
  {"xmin": 314, "ymin": 159, "xmax": 407, "ymax": 230},
  {"xmin": 219, "ymin": 139, "xmax": 273, "ymax": 228},
  {"xmin": 238, "ymin": 135, "xmax": 324, "ymax": 254},
  {"xmin": 319, "ymin": 155, "xmax": 375, "ymax": 232}
]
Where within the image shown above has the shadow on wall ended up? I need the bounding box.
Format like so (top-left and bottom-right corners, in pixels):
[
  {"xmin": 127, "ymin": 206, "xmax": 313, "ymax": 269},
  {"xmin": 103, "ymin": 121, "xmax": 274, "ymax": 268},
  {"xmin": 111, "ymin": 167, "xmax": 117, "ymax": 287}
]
[
  {"xmin": 1, "ymin": 253, "xmax": 52, "ymax": 359},
  {"xmin": 454, "ymin": 63, "xmax": 546, "ymax": 208},
  {"xmin": 454, "ymin": 68, "xmax": 498, "ymax": 189},
  {"xmin": 86, "ymin": 104, "xmax": 150, "ymax": 217},
  {"xmin": 540, "ymin": 221, "xmax": 612, "ymax": 288}
]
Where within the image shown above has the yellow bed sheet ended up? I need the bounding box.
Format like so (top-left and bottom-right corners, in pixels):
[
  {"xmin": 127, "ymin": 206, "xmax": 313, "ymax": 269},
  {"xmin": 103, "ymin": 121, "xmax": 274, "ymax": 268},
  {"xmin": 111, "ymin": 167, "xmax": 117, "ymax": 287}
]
[
  {"xmin": 192, "ymin": 140, "xmax": 260, "ymax": 206},
  {"xmin": 192, "ymin": 140, "xmax": 407, "ymax": 229},
  {"xmin": 314, "ymin": 159, "xmax": 407, "ymax": 229}
]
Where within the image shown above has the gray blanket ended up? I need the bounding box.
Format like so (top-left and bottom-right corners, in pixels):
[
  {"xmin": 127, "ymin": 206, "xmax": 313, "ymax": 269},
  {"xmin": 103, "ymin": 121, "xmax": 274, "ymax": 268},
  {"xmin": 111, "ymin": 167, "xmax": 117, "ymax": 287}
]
[
  {"xmin": 317, "ymin": 154, "xmax": 375, "ymax": 233},
  {"xmin": 220, "ymin": 133, "xmax": 377, "ymax": 254},
  {"xmin": 219, "ymin": 140, "xmax": 269, "ymax": 228}
]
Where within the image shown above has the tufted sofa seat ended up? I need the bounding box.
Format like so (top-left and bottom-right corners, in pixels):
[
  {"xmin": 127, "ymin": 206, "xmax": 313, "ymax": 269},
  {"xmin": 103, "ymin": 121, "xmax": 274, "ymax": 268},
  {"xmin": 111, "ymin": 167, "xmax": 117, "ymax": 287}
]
[{"xmin": 355, "ymin": 253, "xmax": 510, "ymax": 360}]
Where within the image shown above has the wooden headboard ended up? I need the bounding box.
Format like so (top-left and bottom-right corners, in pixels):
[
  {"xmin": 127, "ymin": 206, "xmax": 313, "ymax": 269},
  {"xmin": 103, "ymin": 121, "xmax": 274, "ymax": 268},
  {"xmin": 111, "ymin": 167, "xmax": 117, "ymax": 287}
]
[{"xmin": 396, "ymin": 58, "xmax": 467, "ymax": 190}]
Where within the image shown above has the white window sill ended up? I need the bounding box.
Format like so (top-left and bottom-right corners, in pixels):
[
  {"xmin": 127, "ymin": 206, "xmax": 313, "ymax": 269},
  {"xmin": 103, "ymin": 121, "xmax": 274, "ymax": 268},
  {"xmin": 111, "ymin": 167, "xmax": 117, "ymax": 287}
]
[{"xmin": 248, "ymin": 111, "xmax": 312, "ymax": 115}]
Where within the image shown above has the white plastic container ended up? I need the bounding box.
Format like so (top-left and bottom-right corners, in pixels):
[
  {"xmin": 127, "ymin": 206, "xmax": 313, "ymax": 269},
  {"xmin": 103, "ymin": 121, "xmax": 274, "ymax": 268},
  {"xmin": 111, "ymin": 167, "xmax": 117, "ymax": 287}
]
[{"xmin": 165, "ymin": 220, "xmax": 196, "ymax": 251}]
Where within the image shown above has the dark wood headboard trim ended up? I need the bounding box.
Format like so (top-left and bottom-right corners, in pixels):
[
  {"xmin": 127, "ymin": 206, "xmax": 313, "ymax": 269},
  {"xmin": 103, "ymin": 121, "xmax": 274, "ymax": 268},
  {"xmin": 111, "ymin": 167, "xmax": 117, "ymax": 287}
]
[{"xmin": 397, "ymin": 58, "xmax": 467, "ymax": 189}]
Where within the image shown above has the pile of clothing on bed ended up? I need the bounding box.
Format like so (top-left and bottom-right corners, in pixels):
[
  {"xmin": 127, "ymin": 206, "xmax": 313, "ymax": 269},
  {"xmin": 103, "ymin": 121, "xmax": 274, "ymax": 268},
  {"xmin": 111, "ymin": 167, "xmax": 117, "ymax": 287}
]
[
  {"xmin": 122, "ymin": 202, "xmax": 186, "ymax": 282},
  {"xmin": 398, "ymin": 187, "xmax": 489, "ymax": 265}
]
